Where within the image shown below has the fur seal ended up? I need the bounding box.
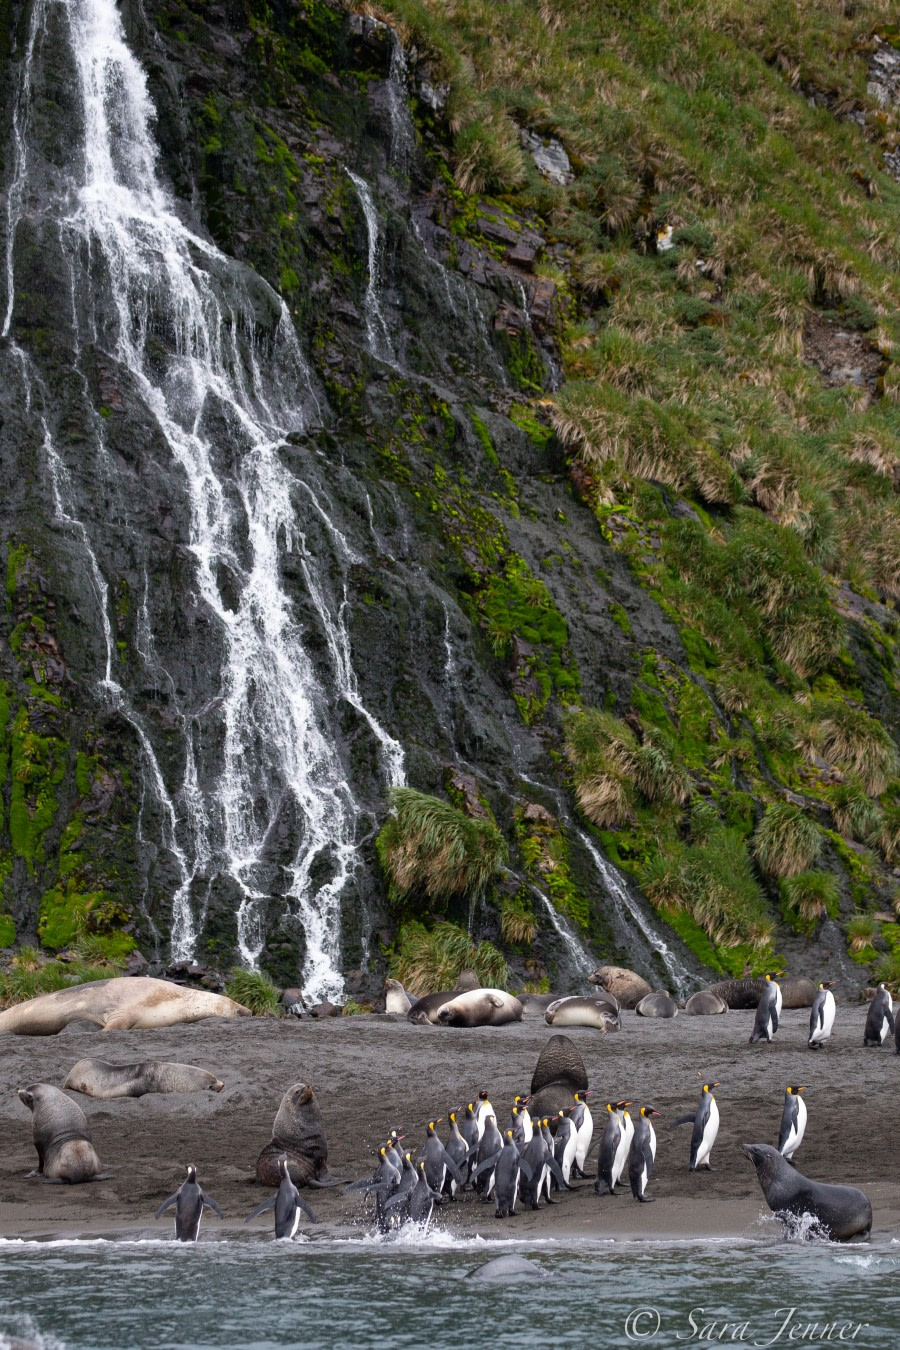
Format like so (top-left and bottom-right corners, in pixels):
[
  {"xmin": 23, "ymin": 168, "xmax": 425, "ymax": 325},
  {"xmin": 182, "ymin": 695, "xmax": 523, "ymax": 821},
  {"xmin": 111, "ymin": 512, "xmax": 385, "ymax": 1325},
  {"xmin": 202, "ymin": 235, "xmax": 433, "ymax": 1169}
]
[
  {"xmin": 684, "ymin": 990, "xmax": 728, "ymax": 1015},
  {"xmin": 383, "ymin": 979, "xmax": 412, "ymax": 1015},
  {"xmin": 256, "ymin": 1082, "xmax": 341, "ymax": 1189},
  {"xmin": 588, "ymin": 965, "xmax": 652, "ymax": 1010},
  {"xmin": 436, "ymin": 989, "xmax": 523, "ymax": 1027},
  {"xmin": 0, "ymin": 977, "xmax": 251, "ymax": 1035},
  {"xmin": 635, "ymin": 990, "xmax": 679, "ymax": 1018},
  {"xmin": 63, "ymin": 1059, "xmax": 224, "ymax": 1098},
  {"xmin": 528, "ymin": 1034, "xmax": 589, "ymax": 1117},
  {"xmin": 742, "ymin": 1143, "xmax": 872, "ymax": 1241},
  {"xmin": 544, "ymin": 996, "xmax": 620, "ymax": 1032},
  {"xmin": 17, "ymin": 1083, "xmax": 107, "ymax": 1183}
]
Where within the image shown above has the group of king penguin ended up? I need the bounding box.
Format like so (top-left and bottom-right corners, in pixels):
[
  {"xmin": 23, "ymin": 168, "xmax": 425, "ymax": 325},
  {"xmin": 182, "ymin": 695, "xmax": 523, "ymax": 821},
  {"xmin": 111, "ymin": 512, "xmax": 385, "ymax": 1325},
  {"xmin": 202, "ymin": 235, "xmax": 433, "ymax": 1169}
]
[{"xmin": 752, "ymin": 974, "xmax": 896, "ymax": 1051}]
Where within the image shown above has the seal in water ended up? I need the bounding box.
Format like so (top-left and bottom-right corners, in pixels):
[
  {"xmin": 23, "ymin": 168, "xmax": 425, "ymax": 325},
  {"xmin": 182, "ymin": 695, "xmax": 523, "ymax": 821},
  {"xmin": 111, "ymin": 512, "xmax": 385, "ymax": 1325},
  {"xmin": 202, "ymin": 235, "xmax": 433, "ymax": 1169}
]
[
  {"xmin": 155, "ymin": 1164, "xmax": 224, "ymax": 1241},
  {"xmin": 245, "ymin": 1156, "xmax": 317, "ymax": 1238},
  {"xmin": 256, "ymin": 1082, "xmax": 342, "ymax": 1188},
  {"xmin": 17, "ymin": 1083, "xmax": 107, "ymax": 1183},
  {"xmin": 684, "ymin": 991, "xmax": 728, "ymax": 1015},
  {"xmin": 63, "ymin": 1059, "xmax": 224, "ymax": 1098},
  {"xmin": 466, "ymin": 1255, "xmax": 548, "ymax": 1280},
  {"xmin": 528, "ymin": 1034, "xmax": 589, "ymax": 1117},
  {"xmin": 588, "ymin": 965, "xmax": 652, "ymax": 1010},
  {"xmin": 0, "ymin": 977, "xmax": 251, "ymax": 1035},
  {"xmin": 435, "ymin": 989, "xmax": 523, "ymax": 1027},
  {"xmin": 544, "ymin": 996, "xmax": 620, "ymax": 1031},
  {"xmin": 635, "ymin": 990, "xmax": 679, "ymax": 1018},
  {"xmin": 383, "ymin": 979, "xmax": 412, "ymax": 1014},
  {"xmin": 742, "ymin": 1143, "xmax": 872, "ymax": 1241}
]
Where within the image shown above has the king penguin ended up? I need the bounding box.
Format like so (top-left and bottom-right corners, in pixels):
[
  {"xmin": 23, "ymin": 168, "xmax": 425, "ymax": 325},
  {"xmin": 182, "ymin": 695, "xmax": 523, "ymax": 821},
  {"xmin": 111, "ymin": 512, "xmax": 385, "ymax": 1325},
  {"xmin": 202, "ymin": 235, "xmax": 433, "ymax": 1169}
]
[
  {"xmin": 863, "ymin": 983, "xmax": 895, "ymax": 1046},
  {"xmin": 808, "ymin": 981, "xmax": 836, "ymax": 1049},
  {"xmin": 474, "ymin": 1090, "xmax": 495, "ymax": 1139},
  {"xmin": 672, "ymin": 1083, "xmax": 719, "ymax": 1171},
  {"xmin": 155, "ymin": 1164, "xmax": 224, "ymax": 1242},
  {"xmin": 244, "ymin": 1155, "xmax": 317, "ymax": 1238},
  {"xmin": 570, "ymin": 1091, "xmax": 593, "ymax": 1178},
  {"xmin": 595, "ymin": 1103, "xmax": 622, "ymax": 1196},
  {"xmin": 629, "ymin": 1106, "xmax": 660, "ymax": 1203},
  {"xmin": 491, "ymin": 1130, "xmax": 533, "ymax": 1219},
  {"xmin": 444, "ymin": 1113, "xmax": 469, "ymax": 1197},
  {"xmin": 749, "ymin": 976, "xmax": 780, "ymax": 1043},
  {"xmin": 777, "ymin": 1086, "xmax": 807, "ymax": 1164}
]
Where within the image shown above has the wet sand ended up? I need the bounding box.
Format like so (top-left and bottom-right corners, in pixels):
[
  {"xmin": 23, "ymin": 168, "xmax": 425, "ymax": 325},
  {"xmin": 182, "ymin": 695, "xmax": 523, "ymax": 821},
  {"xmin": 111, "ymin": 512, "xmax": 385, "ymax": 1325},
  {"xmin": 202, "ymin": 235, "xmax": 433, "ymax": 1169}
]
[{"xmin": 0, "ymin": 1005, "xmax": 897, "ymax": 1243}]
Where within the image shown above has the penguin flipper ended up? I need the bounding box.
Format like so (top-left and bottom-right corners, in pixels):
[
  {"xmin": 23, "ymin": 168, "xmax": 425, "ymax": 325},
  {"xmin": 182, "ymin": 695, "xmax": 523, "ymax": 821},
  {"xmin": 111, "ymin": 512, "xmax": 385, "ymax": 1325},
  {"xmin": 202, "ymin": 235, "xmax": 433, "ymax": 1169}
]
[
  {"xmin": 440, "ymin": 1147, "xmax": 463, "ymax": 1183},
  {"xmin": 296, "ymin": 1193, "xmax": 318, "ymax": 1223},
  {"xmin": 154, "ymin": 1194, "xmax": 179, "ymax": 1220},
  {"xmin": 669, "ymin": 1115, "xmax": 694, "ymax": 1129},
  {"xmin": 546, "ymin": 1155, "xmax": 565, "ymax": 1187},
  {"xmin": 202, "ymin": 1192, "xmax": 225, "ymax": 1220},
  {"xmin": 472, "ymin": 1151, "xmax": 502, "ymax": 1181},
  {"xmin": 307, "ymin": 1173, "xmax": 348, "ymax": 1189},
  {"xmin": 517, "ymin": 1157, "xmax": 534, "ymax": 1182},
  {"xmin": 244, "ymin": 1195, "xmax": 277, "ymax": 1224}
]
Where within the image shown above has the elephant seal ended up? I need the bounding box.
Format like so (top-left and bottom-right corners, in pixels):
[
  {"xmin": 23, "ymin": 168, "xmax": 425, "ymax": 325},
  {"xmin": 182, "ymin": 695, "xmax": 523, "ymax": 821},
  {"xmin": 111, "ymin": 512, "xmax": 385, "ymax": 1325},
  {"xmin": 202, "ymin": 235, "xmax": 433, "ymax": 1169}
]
[
  {"xmin": 588, "ymin": 965, "xmax": 652, "ymax": 1010},
  {"xmin": 684, "ymin": 990, "xmax": 728, "ymax": 1015},
  {"xmin": 519, "ymin": 992, "xmax": 567, "ymax": 1017},
  {"xmin": 435, "ymin": 989, "xmax": 523, "ymax": 1027},
  {"xmin": 705, "ymin": 976, "xmax": 815, "ymax": 1010},
  {"xmin": 383, "ymin": 979, "xmax": 412, "ymax": 1014},
  {"xmin": 256, "ymin": 1082, "xmax": 342, "ymax": 1189},
  {"xmin": 0, "ymin": 977, "xmax": 251, "ymax": 1035},
  {"xmin": 544, "ymin": 996, "xmax": 620, "ymax": 1032},
  {"xmin": 635, "ymin": 990, "xmax": 679, "ymax": 1018},
  {"xmin": 528, "ymin": 1034, "xmax": 588, "ymax": 1116},
  {"xmin": 407, "ymin": 991, "xmax": 456, "ymax": 1024},
  {"xmin": 466, "ymin": 1254, "xmax": 549, "ymax": 1280},
  {"xmin": 63, "ymin": 1059, "xmax": 224, "ymax": 1098},
  {"xmin": 742, "ymin": 1143, "xmax": 871, "ymax": 1241},
  {"xmin": 17, "ymin": 1083, "xmax": 107, "ymax": 1183}
]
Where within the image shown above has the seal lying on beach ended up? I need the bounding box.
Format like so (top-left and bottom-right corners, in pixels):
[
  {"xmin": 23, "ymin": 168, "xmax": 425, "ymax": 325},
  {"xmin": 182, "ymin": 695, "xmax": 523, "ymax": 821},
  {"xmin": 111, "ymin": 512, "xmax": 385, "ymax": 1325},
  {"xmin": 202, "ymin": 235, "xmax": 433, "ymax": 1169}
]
[
  {"xmin": 684, "ymin": 991, "xmax": 728, "ymax": 1015},
  {"xmin": 63, "ymin": 1059, "xmax": 224, "ymax": 1098},
  {"xmin": 256, "ymin": 1082, "xmax": 343, "ymax": 1189},
  {"xmin": 17, "ymin": 1083, "xmax": 107, "ymax": 1183},
  {"xmin": 436, "ymin": 989, "xmax": 523, "ymax": 1027},
  {"xmin": 544, "ymin": 996, "xmax": 620, "ymax": 1032},
  {"xmin": 588, "ymin": 965, "xmax": 652, "ymax": 1010},
  {"xmin": 636, "ymin": 990, "xmax": 679, "ymax": 1018},
  {"xmin": 0, "ymin": 977, "xmax": 251, "ymax": 1035},
  {"xmin": 742, "ymin": 1143, "xmax": 872, "ymax": 1241},
  {"xmin": 528, "ymin": 1034, "xmax": 589, "ymax": 1116},
  {"xmin": 704, "ymin": 975, "xmax": 815, "ymax": 1010}
]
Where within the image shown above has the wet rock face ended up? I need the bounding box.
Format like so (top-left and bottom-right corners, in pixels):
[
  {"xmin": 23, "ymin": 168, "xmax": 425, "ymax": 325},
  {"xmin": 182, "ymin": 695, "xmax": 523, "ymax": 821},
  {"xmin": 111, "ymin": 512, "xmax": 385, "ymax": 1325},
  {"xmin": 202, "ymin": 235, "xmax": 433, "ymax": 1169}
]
[
  {"xmin": 0, "ymin": 0, "xmax": 703, "ymax": 992},
  {"xmin": 519, "ymin": 129, "xmax": 574, "ymax": 185}
]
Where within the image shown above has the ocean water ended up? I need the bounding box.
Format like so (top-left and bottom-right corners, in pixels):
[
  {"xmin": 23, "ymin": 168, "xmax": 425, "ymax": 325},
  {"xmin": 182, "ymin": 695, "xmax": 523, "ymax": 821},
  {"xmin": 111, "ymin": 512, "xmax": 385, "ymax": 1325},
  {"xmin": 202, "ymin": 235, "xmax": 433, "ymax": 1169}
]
[{"xmin": 1, "ymin": 1229, "xmax": 898, "ymax": 1350}]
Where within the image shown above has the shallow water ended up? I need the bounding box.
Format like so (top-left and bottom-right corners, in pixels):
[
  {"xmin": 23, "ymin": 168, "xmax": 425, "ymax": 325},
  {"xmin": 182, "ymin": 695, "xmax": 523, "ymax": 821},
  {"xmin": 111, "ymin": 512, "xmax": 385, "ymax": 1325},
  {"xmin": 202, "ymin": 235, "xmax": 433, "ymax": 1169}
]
[{"xmin": 2, "ymin": 1229, "xmax": 899, "ymax": 1350}]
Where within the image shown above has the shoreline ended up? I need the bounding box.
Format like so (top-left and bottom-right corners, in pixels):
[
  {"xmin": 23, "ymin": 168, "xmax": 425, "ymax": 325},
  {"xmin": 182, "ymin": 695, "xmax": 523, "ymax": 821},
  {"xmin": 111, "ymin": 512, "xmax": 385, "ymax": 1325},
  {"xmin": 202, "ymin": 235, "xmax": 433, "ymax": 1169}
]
[{"xmin": 1, "ymin": 1008, "xmax": 897, "ymax": 1245}]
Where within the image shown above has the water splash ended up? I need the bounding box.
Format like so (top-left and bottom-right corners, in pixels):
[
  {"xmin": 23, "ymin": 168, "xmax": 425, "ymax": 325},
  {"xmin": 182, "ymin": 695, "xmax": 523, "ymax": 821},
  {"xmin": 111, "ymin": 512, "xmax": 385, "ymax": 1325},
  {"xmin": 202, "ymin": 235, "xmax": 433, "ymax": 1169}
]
[
  {"xmin": 346, "ymin": 169, "xmax": 394, "ymax": 363},
  {"xmin": 6, "ymin": 0, "xmax": 404, "ymax": 999}
]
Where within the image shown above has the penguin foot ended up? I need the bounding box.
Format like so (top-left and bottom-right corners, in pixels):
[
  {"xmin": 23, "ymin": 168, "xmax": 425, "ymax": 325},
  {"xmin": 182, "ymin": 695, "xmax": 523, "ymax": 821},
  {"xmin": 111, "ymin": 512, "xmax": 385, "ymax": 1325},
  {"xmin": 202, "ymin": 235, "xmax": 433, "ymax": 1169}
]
[{"xmin": 637, "ymin": 1195, "xmax": 655, "ymax": 1203}]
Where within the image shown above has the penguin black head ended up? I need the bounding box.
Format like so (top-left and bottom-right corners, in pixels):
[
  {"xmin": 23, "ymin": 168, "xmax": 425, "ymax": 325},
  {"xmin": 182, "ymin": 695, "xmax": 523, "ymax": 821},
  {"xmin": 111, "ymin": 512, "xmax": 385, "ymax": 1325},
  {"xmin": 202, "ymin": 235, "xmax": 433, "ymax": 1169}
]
[
  {"xmin": 278, "ymin": 1156, "xmax": 289, "ymax": 1177},
  {"xmin": 478, "ymin": 1090, "xmax": 490, "ymax": 1101},
  {"xmin": 186, "ymin": 1164, "xmax": 197, "ymax": 1181},
  {"xmin": 819, "ymin": 980, "xmax": 835, "ymax": 989},
  {"xmin": 427, "ymin": 1119, "xmax": 442, "ymax": 1131},
  {"xmin": 574, "ymin": 1090, "xmax": 593, "ymax": 1102},
  {"xmin": 615, "ymin": 1100, "xmax": 633, "ymax": 1110},
  {"xmin": 505, "ymin": 1130, "xmax": 515, "ymax": 1141},
  {"xmin": 702, "ymin": 1083, "xmax": 719, "ymax": 1094},
  {"xmin": 641, "ymin": 1106, "xmax": 661, "ymax": 1118},
  {"xmin": 449, "ymin": 1110, "xmax": 457, "ymax": 1123},
  {"xmin": 786, "ymin": 1085, "xmax": 806, "ymax": 1095}
]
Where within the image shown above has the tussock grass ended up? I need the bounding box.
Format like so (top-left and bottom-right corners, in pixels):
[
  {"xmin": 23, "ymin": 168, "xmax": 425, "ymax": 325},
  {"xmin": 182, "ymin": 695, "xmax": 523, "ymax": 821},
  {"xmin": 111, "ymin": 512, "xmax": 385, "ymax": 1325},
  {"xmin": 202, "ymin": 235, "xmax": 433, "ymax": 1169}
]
[
  {"xmin": 391, "ymin": 920, "xmax": 508, "ymax": 991},
  {"xmin": 817, "ymin": 704, "xmax": 900, "ymax": 795},
  {"xmin": 869, "ymin": 804, "xmax": 900, "ymax": 864},
  {"xmin": 829, "ymin": 782, "xmax": 882, "ymax": 842},
  {"xmin": 225, "ymin": 967, "xmax": 281, "ymax": 1016},
  {"xmin": 0, "ymin": 943, "xmax": 128, "ymax": 1010},
  {"xmin": 846, "ymin": 913, "xmax": 878, "ymax": 957},
  {"xmin": 753, "ymin": 801, "xmax": 822, "ymax": 878},
  {"xmin": 639, "ymin": 827, "xmax": 773, "ymax": 949},
  {"xmin": 781, "ymin": 871, "xmax": 838, "ymax": 921},
  {"xmin": 376, "ymin": 787, "xmax": 508, "ymax": 905},
  {"xmin": 499, "ymin": 894, "xmax": 538, "ymax": 944},
  {"xmin": 564, "ymin": 708, "xmax": 689, "ymax": 828}
]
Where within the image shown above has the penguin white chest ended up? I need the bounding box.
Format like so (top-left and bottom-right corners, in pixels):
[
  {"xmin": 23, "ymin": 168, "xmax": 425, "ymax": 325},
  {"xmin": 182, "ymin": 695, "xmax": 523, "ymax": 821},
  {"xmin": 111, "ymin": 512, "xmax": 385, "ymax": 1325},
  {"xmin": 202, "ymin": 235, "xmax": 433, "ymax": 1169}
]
[{"xmin": 696, "ymin": 1098, "xmax": 719, "ymax": 1165}]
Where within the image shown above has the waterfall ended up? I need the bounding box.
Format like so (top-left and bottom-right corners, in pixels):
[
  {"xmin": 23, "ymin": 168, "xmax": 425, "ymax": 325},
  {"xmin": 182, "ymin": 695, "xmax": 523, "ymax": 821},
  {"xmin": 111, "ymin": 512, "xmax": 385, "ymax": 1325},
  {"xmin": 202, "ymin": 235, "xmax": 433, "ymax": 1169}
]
[
  {"xmin": 529, "ymin": 884, "xmax": 596, "ymax": 984},
  {"xmin": 346, "ymin": 170, "xmax": 394, "ymax": 364},
  {"xmin": 4, "ymin": 0, "xmax": 404, "ymax": 1000},
  {"xmin": 386, "ymin": 37, "xmax": 415, "ymax": 176}
]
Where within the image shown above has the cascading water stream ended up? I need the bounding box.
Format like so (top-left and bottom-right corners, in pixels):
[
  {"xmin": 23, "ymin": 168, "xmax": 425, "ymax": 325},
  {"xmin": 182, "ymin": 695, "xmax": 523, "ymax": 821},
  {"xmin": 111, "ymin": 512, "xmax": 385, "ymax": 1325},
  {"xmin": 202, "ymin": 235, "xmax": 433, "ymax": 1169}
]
[
  {"xmin": 528, "ymin": 884, "xmax": 596, "ymax": 983},
  {"xmin": 346, "ymin": 170, "xmax": 394, "ymax": 364},
  {"xmin": 385, "ymin": 37, "xmax": 415, "ymax": 177},
  {"xmin": 4, "ymin": 0, "xmax": 404, "ymax": 999}
]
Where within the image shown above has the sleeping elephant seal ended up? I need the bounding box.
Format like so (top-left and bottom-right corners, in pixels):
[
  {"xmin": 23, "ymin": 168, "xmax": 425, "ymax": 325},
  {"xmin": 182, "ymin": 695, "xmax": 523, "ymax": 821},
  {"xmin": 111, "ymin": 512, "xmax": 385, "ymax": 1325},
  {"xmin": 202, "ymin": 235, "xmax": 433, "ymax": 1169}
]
[
  {"xmin": 684, "ymin": 991, "xmax": 728, "ymax": 1016},
  {"xmin": 407, "ymin": 991, "xmax": 456, "ymax": 1024},
  {"xmin": 256, "ymin": 1083, "xmax": 341, "ymax": 1189},
  {"xmin": 435, "ymin": 989, "xmax": 523, "ymax": 1027},
  {"xmin": 545, "ymin": 997, "xmax": 620, "ymax": 1032},
  {"xmin": 519, "ymin": 992, "xmax": 568, "ymax": 1017},
  {"xmin": 742, "ymin": 1143, "xmax": 871, "ymax": 1241},
  {"xmin": 383, "ymin": 979, "xmax": 412, "ymax": 1015},
  {"xmin": 636, "ymin": 990, "xmax": 679, "ymax": 1018},
  {"xmin": 17, "ymin": 1084, "xmax": 107, "ymax": 1182},
  {"xmin": 706, "ymin": 976, "xmax": 814, "ymax": 1010},
  {"xmin": 63, "ymin": 1059, "xmax": 224, "ymax": 1098},
  {"xmin": 0, "ymin": 977, "xmax": 251, "ymax": 1035},
  {"xmin": 588, "ymin": 966, "xmax": 652, "ymax": 1010},
  {"xmin": 528, "ymin": 1034, "xmax": 588, "ymax": 1117}
]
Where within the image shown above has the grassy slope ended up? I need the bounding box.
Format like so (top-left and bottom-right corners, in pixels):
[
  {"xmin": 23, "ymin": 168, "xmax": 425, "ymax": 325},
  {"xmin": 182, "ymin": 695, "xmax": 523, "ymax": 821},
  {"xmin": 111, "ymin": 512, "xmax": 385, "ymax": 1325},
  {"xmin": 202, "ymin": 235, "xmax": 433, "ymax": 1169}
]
[{"xmin": 369, "ymin": 0, "xmax": 900, "ymax": 979}]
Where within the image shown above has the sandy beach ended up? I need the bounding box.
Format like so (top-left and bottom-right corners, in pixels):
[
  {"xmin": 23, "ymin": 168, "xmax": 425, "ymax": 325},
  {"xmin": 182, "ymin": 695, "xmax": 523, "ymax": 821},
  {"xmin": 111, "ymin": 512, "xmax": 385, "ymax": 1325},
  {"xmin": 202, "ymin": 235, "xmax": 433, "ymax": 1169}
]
[{"xmin": 1, "ymin": 1005, "xmax": 897, "ymax": 1243}]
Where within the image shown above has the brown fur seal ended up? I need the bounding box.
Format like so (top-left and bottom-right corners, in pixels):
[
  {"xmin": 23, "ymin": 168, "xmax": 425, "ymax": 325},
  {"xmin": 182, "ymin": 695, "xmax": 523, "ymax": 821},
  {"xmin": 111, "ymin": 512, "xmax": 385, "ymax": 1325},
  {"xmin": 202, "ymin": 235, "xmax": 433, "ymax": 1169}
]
[
  {"xmin": 436, "ymin": 989, "xmax": 523, "ymax": 1027},
  {"xmin": 684, "ymin": 990, "xmax": 728, "ymax": 1015},
  {"xmin": 0, "ymin": 977, "xmax": 251, "ymax": 1035},
  {"xmin": 635, "ymin": 990, "xmax": 679, "ymax": 1018},
  {"xmin": 743, "ymin": 1143, "xmax": 872, "ymax": 1241},
  {"xmin": 544, "ymin": 997, "xmax": 620, "ymax": 1031},
  {"xmin": 383, "ymin": 979, "xmax": 412, "ymax": 1014},
  {"xmin": 588, "ymin": 965, "xmax": 652, "ymax": 1010},
  {"xmin": 705, "ymin": 976, "xmax": 815, "ymax": 1010},
  {"xmin": 256, "ymin": 1082, "xmax": 341, "ymax": 1189},
  {"xmin": 528, "ymin": 1034, "xmax": 589, "ymax": 1116},
  {"xmin": 17, "ymin": 1083, "xmax": 107, "ymax": 1183},
  {"xmin": 63, "ymin": 1059, "xmax": 224, "ymax": 1098}
]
